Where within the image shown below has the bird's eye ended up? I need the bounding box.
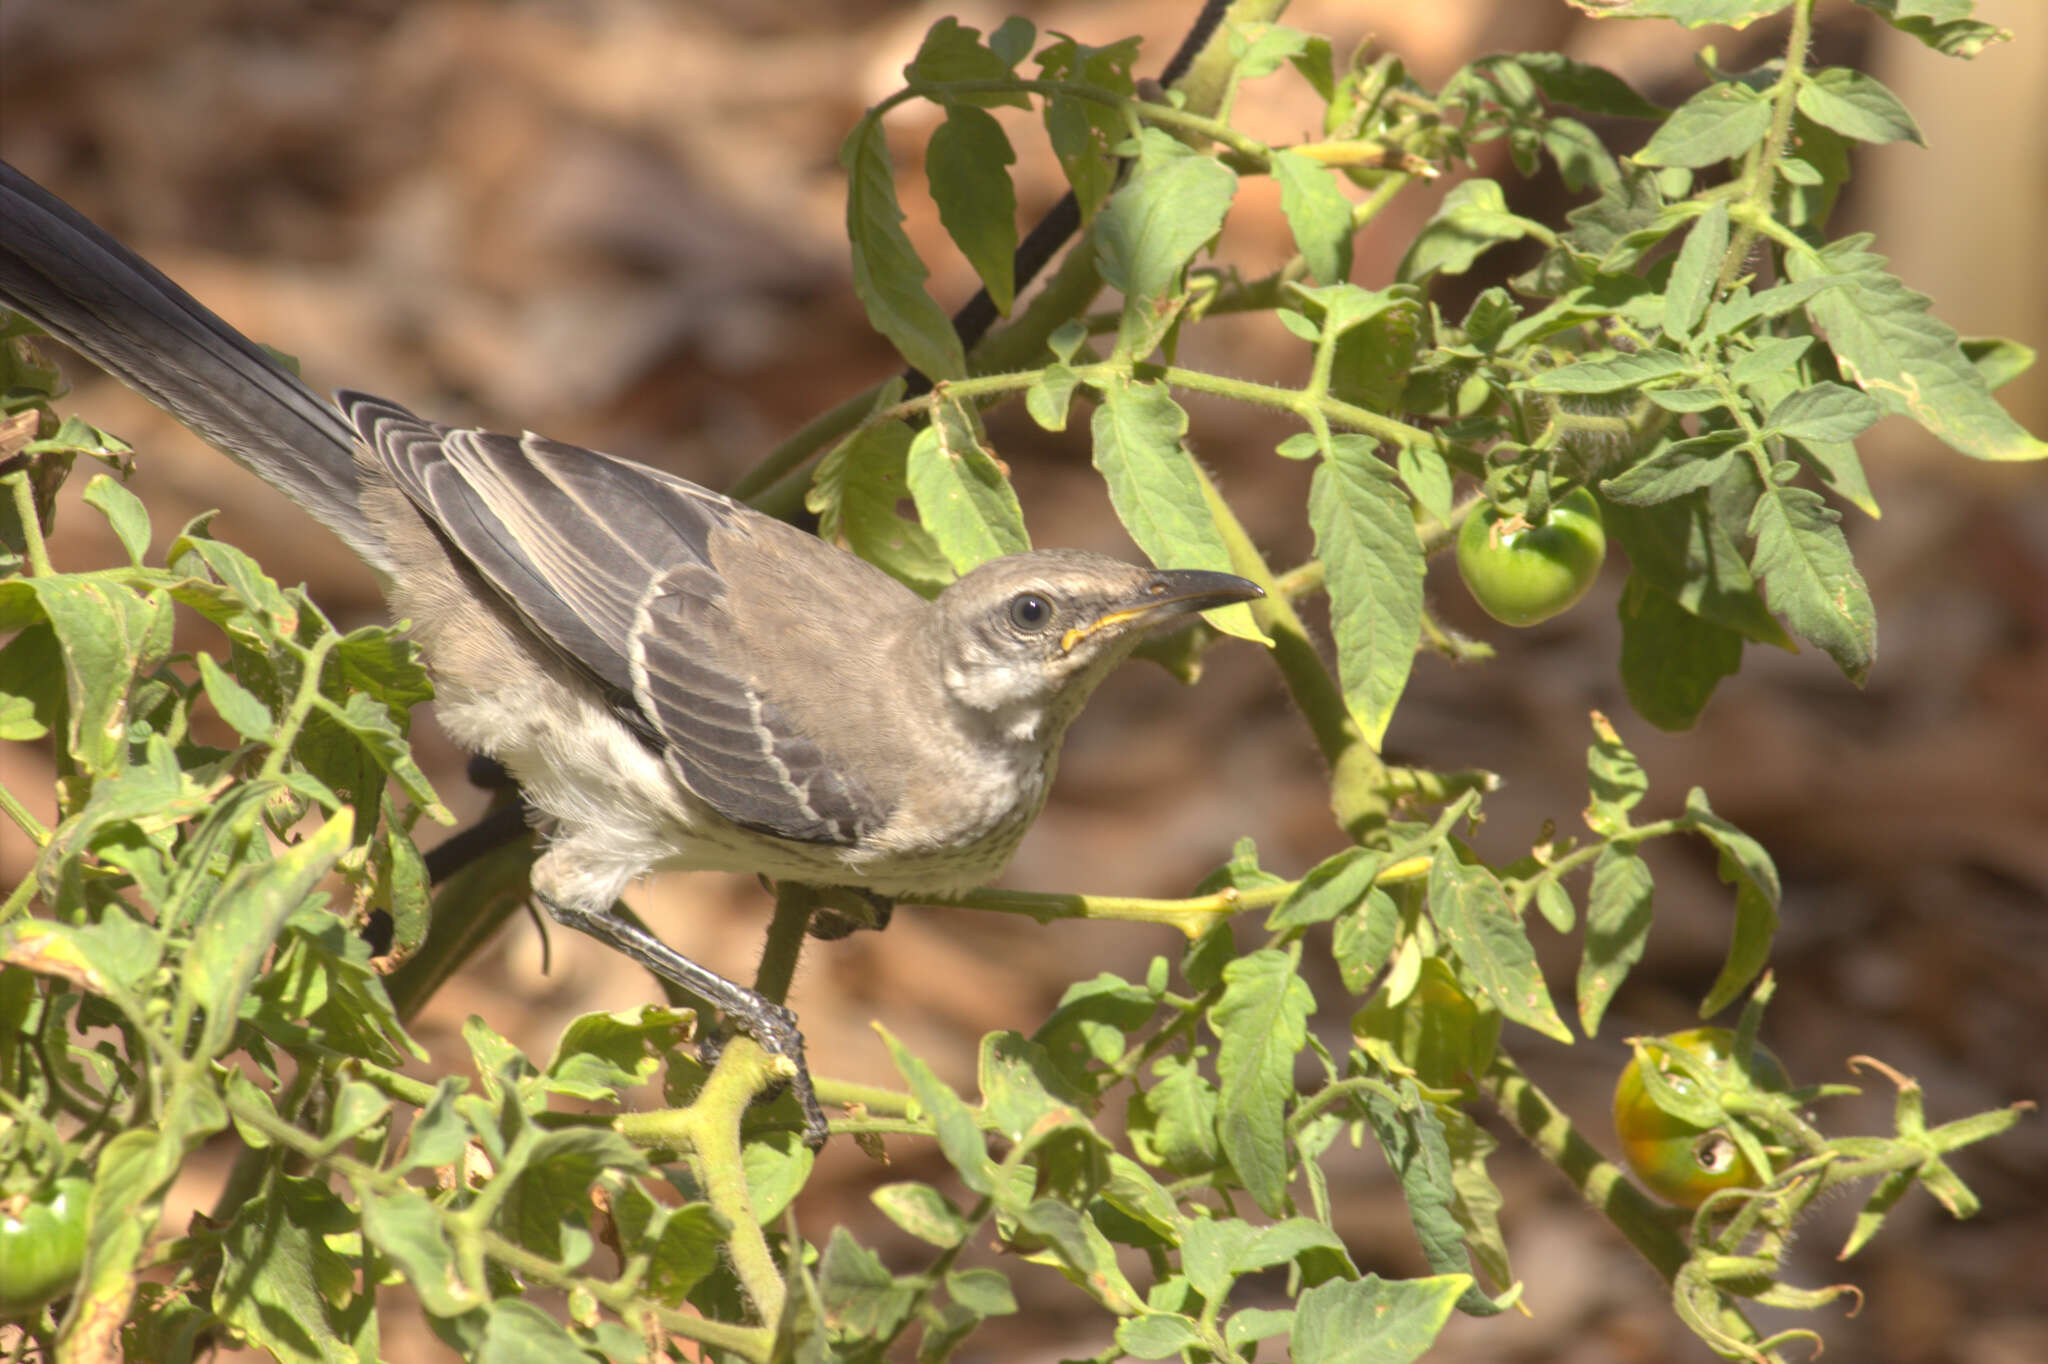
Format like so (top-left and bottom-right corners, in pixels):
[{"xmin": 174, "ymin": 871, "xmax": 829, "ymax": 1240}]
[{"xmin": 1007, "ymin": 592, "xmax": 1053, "ymax": 630}]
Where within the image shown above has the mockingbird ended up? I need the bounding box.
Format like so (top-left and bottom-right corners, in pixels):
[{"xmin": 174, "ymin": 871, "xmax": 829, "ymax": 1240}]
[{"xmin": 0, "ymin": 162, "xmax": 1261, "ymax": 1142}]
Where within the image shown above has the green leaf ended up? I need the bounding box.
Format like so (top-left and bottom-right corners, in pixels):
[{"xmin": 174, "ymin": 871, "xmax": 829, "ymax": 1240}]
[
  {"xmin": 1095, "ymin": 130, "xmax": 1237, "ymax": 355},
  {"xmin": 1130, "ymin": 1053, "xmax": 1223, "ymax": 1176},
  {"xmin": 905, "ymin": 17, "xmax": 1031, "ymax": 107},
  {"xmin": 359, "ymin": 1184, "xmax": 479, "ymax": 1317},
  {"xmin": 818, "ymin": 1226, "xmax": 918, "ymax": 1339},
  {"xmin": 1636, "ymin": 83, "xmax": 1773, "ymax": 168},
  {"xmin": 1766, "ymin": 382, "xmax": 1883, "ymax": 443},
  {"xmin": 1358, "ymin": 1086, "xmax": 1506, "ymax": 1317},
  {"xmin": 1584, "ymin": 711, "xmax": 1646, "ymax": 835},
  {"xmin": 1577, "ymin": 845, "xmax": 1654, "ymax": 1036},
  {"xmin": 871, "ymin": 1181, "xmax": 967, "ymax": 1248},
  {"xmin": 1117, "ymin": 1313, "xmax": 1203, "ymax": 1359},
  {"xmin": 1310, "ymin": 439, "xmax": 1425, "ymax": 748},
  {"xmin": 1525, "ymin": 350, "xmax": 1688, "ymax": 394},
  {"xmin": 1397, "ymin": 179, "xmax": 1541, "ymax": 282},
  {"xmin": 1179, "ymin": 1217, "xmax": 1259, "ymax": 1306},
  {"xmin": 1960, "ymin": 335, "xmax": 2035, "ymax": 391},
  {"xmin": 197, "ymin": 653, "xmax": 274, "ymax": 742},
  {"xmin": 1273, "ymin": 150, "xmax": 1354, "ymax": 285},
  {"xmin": 184, "ymin": 809, "xmax": 353, "ymax": 1058},
  {"xmin": 880, "ymin": 1025, "xmax": 993, "ymax": 1195},
  {"xmin": 906, "ymin": 403, "xmax": 1029, "ymax": 571},
  {"xmin": 21, "ymin": 577, "xmax": 164, "ymax": 775},
  {"xmin": 1089, "ymin": 378, "xmax": 1260, "ymax": 641},
  {"xmin": 1684, "ymin": 788, "xmax": 1781, "ymax": 1016},
  {"xmin": 1212, "ymin": 948, "xmax": 1314, "ymax": 1215},
  {"xmin": 1601, "ymin": 434, "xmax": 1742, "ymax": 506},
  {"xmin": 475, "ymin": 1298, "xmax": 587, "ymax": 1364},
  {"xmin": 808, "ymin": 417, "xmax": 954, "ymax": 595},
  {"xmin": 1617, "ymin": 577, "xmax": 1744, "ymax": 731},
  {"xmin": 1290, "ymin": 1274, "xmax": 1469, "ymax": 1364},
  {"xmin": 840, "ymin": 114, "xmax": 966, "ymax": 382},
  {"xmin": 1795, "ymin": 67, "xmax": 1924, "ymax": 145},
  {"xmin": 1601, "ymin": 493, "xmax": 1794, "ymax": 648},
  {"xmin": 1728, "ymin": 334, "xmax": 1815, "ymax": 388},
  {"xmin": 1513, "ymin": 52, "xmax": 1664, "ymax": 119},
  {"xmin": 1397, "ymin": 444, "xmax": 1455, "ymax": 527},
  {"xmin": 1855, "ymin": 1, "xmax": 2010, "ymax": 58},
  {"xmin": 1663, "ymin": 200, "xmax": 1729, "ymax": 339},
  {"xmin": 1576, "ymin": 1, "xmax": 1793, "ymax": 30},
  {"xmin": 927, "ymin": 106, "xmax": 1018, "ymax": 315},
  {"xmin": 1747, "ymin": 485, "xmax": 1877, "ymax": 682},
  {"xmin": 1268, "ymin": 848, "xmax": 1382, "ymax": 931},
  {"xmin": 1788, "ymin": 236, "xmax": 2046, "ymax": 460},
  {"xmin": 1036, "ymin": 35, "xmax": 1137, "ymax": 220},
  {"xmin": 216, "ymin": 1176, "xmax": 373, "ymax": 1364},
  {"xmin": 83, "ymin": 475, "xmax": 151, "ymax": 564},
  {"xmin": 1428, "ymin": 848, "xmax": 1570, "ymax": 1043}
]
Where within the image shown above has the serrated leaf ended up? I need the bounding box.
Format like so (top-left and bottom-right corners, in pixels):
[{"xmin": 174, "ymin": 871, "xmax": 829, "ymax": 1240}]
[
  {"xmin": 216, "ymin": 1177, "xmax": 373, "ymax": 1364},
  {"xmin": 1767, "ymin": 382, "xmax": 1883, "ymax": 443},
  {"xmin": 1397, "ymin": 179, "xmax": 1540, "ymax": 282},
  {"xmin": 1513, "ymin": 51, "xmax": 1664, "ymax": 118},
  {"xmin": 1428, "ymin": 849, "xmax": 1570, "ymax": 1043},
  {"xmin": 1273, "ymin": 150, "xmax": 1354, "ymax": 285},
  {"xmin": 1795, "ymin": 67, "xmax": 1924, "ymax": 145},
  {"xmin": 1729, "ymin": 334, "xmax": 1815, "ymax": 388},
  {"xmin": 1577, "ymin": 845, "xmax": 1654, "ymax": 1036},
  {"xmin": 1268, "ymin": 848, "xmax": 1382, "ymax": 931},
  {"xmin": 1569, "ymin": 0, "xmax": 1792, "ymax": 25},
  {"xmin": 1526, "ymin": 350, "xmax": 1688, "ymax": 394},
  {"xmin": 1601, "ymin": 435, "xmax": 1742, "ymax": 506},
  {"xmin": 927, "ymin": 106, "xmax": 1018, "ymax": 314},
  {"xmin": 1212, "ymin": 949, "xmax": 1314, "ymax": 1215},
  {"xmin": 1601, "ymin": 492, "xmax": 1794, "ymax": 648},
  {"xmin": 1117, "ymin": 1314, "xmax": 1203, "ymax": 1359},
  {"xmin": 1289, "ymin": 1274, "xmax": 1470, "ymax": 1364},
  {"xmin": 1397, "ymin": 444, "xmax": 1455, "ymax": 527},
  {"xmin": 1788, "ymin": 236, "xmax": 2045, "ymax": 460},
  {"xmin": 1359, "ymin": 1083, "xmax": 1506, "ymax": 1317},
  {"xmin": 83, "ymin": 475, "xmax": 151, "ymax": 564},
  {"xmin": 879, "ymin": 1025, "xmax": 993, "ymax": 1195},
  {"xmin": 1684, "ymin": 787, "xmax": 1781, "ymax": 1015},
  {"xmin": 1747, "ymin": 485, "xmax": 1876, "ymax": 682},
  {"xmin": 841, "ymin": 114, "xmax": 966, "ymax": 382},
  {"xmin": 359, "ymin": 1184, "xmax": 479, "ymax": 1317},
  {"xmin": 871, "ymin": 1181, "xmax": 966, "ymax": 1248},
  {"xmin": 198, "ymin": 652, "xmax": 273, "ymax": 741},
  {"xmin": 1095, "ymin": 130, "xmax": 1237, "ymax": 356},
  {"xmin": 809, "ymin": 418, "xmax": 954, "ymax": 595},
  {"xmin": 906, "ymin": 404, "xmax": 1029, "ymax": 571},
  {"xmin": 1663, "ymin": 200, "xmax": 1729, "ymax": 339},
  {"xmin": 1090, "ymin": 378, "xmax": 1260, "ymax": 641},
  {"xmin": 1636, "ymin": 83, "xmax": 1773, "ymax": 168},
  {"xmin": 1310, "ymin": 439, "xmax": 1425, "ymax": 748},
  {"xmin": 905, "ymin": 17, "xmax": 1030, "ymax": 108},
  {"xmin": 1617, "ymin": 577, "xmax": 1744, "ymax": 731}
]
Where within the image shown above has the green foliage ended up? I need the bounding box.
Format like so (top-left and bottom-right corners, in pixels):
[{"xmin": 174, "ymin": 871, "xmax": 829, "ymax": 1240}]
[{"xmin": 1, "ymin": 2, "xmax": 2036, "ymax": 1361}]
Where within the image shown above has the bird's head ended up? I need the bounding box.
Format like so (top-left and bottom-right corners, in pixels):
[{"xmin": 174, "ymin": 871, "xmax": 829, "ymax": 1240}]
[{"xmin": 928, "ymin": 549, "xmax": 1261, "ymax": 742}]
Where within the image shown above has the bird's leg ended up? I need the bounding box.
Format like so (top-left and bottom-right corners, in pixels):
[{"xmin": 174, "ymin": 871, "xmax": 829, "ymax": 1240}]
[
  {"xmin": 536, "ymin": 894, "xmax": 830, "ymax": 1148},
  {"xmin": 803, "ymin": 885, "xmax": 894, "ymax": 940}
]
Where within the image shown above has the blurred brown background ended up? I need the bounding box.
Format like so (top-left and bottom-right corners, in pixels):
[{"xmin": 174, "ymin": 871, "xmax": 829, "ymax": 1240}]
[{"xmin": 2, "ymin": 2, "xmax": 2043, "ymax": 1361}]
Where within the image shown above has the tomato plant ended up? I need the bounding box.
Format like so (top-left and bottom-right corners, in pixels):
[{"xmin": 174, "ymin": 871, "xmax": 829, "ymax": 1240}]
[
  {"xmin": 0, "ymin": 1175, "xmax": 90, "ymax": 1318},
  {"xmin": 1613, "ymin": 1028, "xmax": 1791, "ymax": 1209},
  {"xmin": 1456, "ymin": 486, "xmax": 1607, "ymax": 627}
]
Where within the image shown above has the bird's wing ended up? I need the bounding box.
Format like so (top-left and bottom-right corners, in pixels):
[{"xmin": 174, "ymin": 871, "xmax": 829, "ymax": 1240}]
[{"xmin": 346, "ymin": 391, "xmax": 891, "ymax": 846}]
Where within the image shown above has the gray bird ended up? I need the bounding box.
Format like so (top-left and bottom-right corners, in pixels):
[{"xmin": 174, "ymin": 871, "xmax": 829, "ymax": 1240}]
[{"xmin": 0, "ymin": 162, "xmax": 1261, "ymax": 1141}]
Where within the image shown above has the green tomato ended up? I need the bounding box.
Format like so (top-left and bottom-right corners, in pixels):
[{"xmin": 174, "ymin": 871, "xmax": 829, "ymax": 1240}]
[
  {"xmin": 1612, "ymin": 1028, "xmax": 1790, "ymax": 1208},
  {"xmin": 0, "ymin": 1176, "xmax": 89, "ymax": 1318},
  {"xmin": 1456, "ymin": 486, "xmax": 1606, "ymax": 626}
]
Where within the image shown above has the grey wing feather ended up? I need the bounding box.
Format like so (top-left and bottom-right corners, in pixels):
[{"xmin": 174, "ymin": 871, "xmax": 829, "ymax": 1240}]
[
  {"xmin": 633, "ymin": 575, "xmax": 876, "ymax": 845},
  {"xmin": 342, "ymin": 390, "xmax": 884, "ymax": 846}
]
